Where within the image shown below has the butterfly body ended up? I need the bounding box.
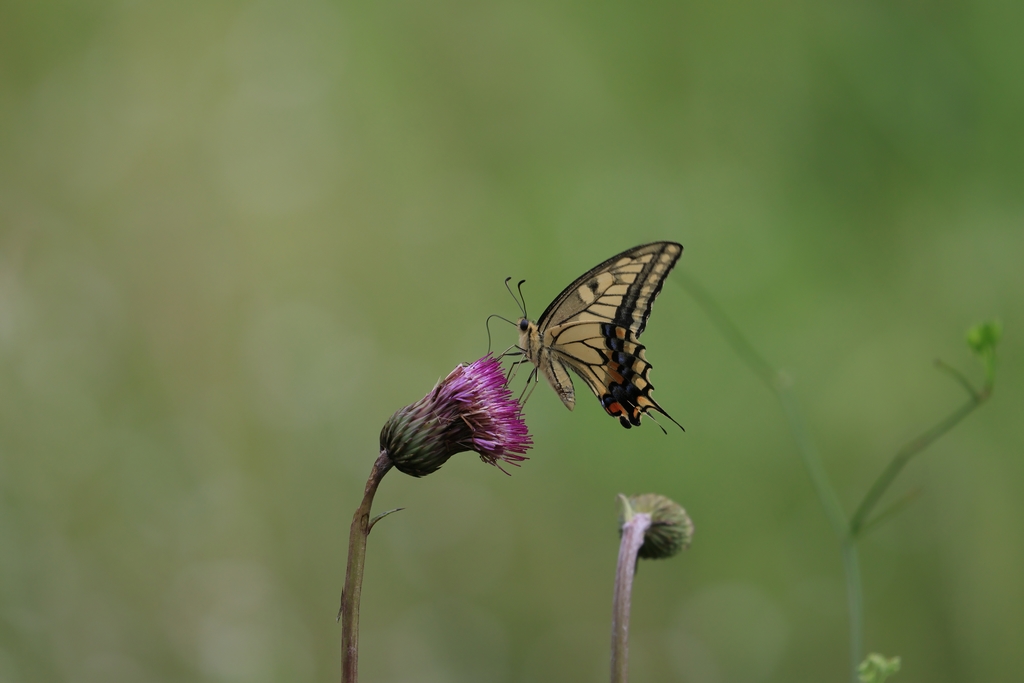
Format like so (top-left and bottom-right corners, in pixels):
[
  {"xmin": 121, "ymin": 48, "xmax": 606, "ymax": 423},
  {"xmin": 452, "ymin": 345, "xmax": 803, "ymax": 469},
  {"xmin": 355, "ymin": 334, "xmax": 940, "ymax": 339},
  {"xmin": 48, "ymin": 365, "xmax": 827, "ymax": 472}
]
[{"xmin": 516, "ymin": 241, "xmax": 683, "ymax": 429}]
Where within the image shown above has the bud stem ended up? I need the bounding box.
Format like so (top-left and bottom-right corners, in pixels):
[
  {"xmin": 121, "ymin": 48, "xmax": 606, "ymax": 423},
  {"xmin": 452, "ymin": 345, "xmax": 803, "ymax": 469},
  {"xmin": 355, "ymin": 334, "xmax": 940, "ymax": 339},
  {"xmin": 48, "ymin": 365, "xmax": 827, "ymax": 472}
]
[
  {"xmin": 611, "ymin": 510, "xmax": 652, "ymax": 683},
  {"xmin": 340, "ymin": 450, "xmax": 393, "ymax": 683}
]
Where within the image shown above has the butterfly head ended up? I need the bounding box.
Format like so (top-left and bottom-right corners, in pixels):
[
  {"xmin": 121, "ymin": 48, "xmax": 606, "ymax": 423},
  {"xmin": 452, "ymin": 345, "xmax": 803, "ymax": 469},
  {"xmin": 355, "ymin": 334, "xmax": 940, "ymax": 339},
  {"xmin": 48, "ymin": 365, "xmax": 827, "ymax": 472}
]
[{"xmin": 517, "ymin": 317, "xmax": 540, "ymax": 364}]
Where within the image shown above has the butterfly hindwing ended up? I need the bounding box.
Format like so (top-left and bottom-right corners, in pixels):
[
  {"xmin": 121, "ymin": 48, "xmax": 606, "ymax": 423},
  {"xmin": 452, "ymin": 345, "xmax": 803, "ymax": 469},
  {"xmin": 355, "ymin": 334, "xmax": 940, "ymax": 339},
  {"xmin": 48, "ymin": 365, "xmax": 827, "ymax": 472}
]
[
  {"xmin": 518, "ymin": 241, "xmax": 683, "ymax": 429},
  {"xmin": 545, "ymin": 319, "xmax": 678, "ymax": 429}
]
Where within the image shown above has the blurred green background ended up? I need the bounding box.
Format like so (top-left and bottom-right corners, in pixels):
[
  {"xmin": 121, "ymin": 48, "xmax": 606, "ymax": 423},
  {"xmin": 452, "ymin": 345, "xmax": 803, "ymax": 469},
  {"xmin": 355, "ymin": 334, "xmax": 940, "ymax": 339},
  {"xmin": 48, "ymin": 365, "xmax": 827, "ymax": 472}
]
[{"xmin": 1, "ymin": 1, "xmax": 1022, "ymax": 681}]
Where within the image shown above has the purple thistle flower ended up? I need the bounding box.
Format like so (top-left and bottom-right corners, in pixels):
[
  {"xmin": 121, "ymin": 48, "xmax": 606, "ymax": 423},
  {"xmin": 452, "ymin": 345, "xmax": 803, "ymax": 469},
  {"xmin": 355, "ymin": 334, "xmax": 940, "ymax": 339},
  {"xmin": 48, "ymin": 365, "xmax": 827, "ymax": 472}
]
[{"xmin": 381, "ymin": 354, "xmax": 533, "ymax": 477}]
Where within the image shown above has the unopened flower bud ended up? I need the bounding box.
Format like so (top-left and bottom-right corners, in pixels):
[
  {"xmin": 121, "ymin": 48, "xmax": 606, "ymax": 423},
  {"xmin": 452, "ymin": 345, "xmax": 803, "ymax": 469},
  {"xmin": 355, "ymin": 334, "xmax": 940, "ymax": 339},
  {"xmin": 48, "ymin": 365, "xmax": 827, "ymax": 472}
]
[{"xmin": 621, "ymin": 493, "xmax": 693, "ymax": 559}]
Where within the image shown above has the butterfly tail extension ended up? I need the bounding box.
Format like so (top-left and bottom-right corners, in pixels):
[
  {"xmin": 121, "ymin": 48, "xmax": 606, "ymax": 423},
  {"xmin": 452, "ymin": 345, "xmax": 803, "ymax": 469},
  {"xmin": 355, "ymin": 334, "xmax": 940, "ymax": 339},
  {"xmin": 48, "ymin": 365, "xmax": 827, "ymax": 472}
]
[
  {"xmin": 597, "ymin": 327, "xmax": 683, "ymax": 431},
  {"xmin": 647, "ymin": 398, "xmax": 685, "ymax": 432},
  {"xmin": 599, "ymin": 383, "xmax": 683, "ymax": 431}
]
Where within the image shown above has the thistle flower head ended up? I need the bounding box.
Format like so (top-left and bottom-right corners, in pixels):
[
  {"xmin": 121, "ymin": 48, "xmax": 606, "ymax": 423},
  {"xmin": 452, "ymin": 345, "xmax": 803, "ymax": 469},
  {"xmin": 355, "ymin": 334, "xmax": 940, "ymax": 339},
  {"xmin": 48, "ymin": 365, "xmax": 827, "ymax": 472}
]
[{"xmin": 380, "ymin": 354, "xmax": 533, "ymax": 477}]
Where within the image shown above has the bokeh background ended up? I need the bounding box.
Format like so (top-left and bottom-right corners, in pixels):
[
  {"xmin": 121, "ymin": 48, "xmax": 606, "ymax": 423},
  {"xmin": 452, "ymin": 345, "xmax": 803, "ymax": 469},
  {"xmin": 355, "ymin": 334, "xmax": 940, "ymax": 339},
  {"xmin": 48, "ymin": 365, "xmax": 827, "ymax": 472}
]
[{"xmin": 1, "ymin": 1, "xmax": 1022, "ymax": 682}]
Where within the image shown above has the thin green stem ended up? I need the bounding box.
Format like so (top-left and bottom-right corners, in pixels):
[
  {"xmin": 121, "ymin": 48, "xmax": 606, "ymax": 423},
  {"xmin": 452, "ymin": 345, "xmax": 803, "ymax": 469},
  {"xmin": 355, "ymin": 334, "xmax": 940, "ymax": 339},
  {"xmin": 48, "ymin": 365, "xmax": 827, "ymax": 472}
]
[
  {"xmin": 676, "ymin": 273, "xmax": 859, "ymax": 682},
  {"xmin": 340, "ymin": 451, "xmax": 393, "ymax": 683},
  {"xmin": 777, "ymin": 390, "xmax": 849, "ymax": 539},
  {"xmin": 857, "ymin": 488, "xmax": 923, "ymax": 537},
  {"xmin": 841, "ymin": 538, "xmax": 863, "ymax": 683},
  {"xmin": 677, "ymin": 275, "xmax": 998, "ymax": 682},
  {"xmin": 933, "ymin": 359, "xmax": 980, "ymax": 400},
  {"xmin": 849, "ymin": 395, "xmax": 984, "ymax": 537},
  {"xmin": 678, "ymin": 275, "xmax": 847, "ymax": 534},
  {"xmin": 675, "ymin": 273, "xmax": 778, "ymax": 386},
  {"xmin": 983, "ymin": 350, "xmax": 997, "ymax": 391}
]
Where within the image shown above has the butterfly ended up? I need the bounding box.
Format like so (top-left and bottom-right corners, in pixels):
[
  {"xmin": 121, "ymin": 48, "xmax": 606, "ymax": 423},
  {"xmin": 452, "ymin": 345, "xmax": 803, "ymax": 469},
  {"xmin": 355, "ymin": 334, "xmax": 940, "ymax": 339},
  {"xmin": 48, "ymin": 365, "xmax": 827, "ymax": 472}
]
[{"xmin": 514, "ymin": 241, "xmax": 683, "ymax": 430}]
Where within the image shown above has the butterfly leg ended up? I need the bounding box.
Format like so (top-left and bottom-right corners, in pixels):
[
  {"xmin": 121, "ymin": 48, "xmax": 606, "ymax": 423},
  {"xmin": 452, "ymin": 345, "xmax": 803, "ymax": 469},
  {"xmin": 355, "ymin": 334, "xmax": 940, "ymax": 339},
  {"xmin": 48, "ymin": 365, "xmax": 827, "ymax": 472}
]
[
  {"xmin": 506, "ymin": 356, "xmax": 526, "ymax": 385},
  {"xmin": 496, "ymin": 343, "xmax": 524, "ymax": 362},
  {"xmin": 518, "ymin": 366, "xmax": 539, "ymax": 405}
]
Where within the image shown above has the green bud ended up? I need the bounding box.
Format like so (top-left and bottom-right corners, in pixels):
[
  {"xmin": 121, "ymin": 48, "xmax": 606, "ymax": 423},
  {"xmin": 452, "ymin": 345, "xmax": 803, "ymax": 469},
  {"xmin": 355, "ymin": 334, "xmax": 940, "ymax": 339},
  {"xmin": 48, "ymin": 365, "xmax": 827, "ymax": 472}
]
[
  {"xmin": 621, "ymin": 494, "xmax": 693, "ymax": 559},
  {"xmin": 966, "ymin": 320, "xmax": 1002, "ymax": 356},
  {"xmin": 858, "ymin": 653, "xmax": 901, "ymax": 683}
]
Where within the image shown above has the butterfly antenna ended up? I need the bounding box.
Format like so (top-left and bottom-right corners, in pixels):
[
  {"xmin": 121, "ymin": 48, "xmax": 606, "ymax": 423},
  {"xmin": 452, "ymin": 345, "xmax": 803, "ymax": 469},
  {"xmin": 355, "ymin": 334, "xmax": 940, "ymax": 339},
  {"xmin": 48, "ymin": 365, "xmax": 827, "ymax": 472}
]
[
  {"xmin": 485, "ymin": 314, "xmax": 519, "ymax": 354},
  {"xmin": 516, "ymin": 279, "xmax": 529, "ymax": 319},
  {"xmin": 504, "ymin": 277, "xmax": 527, "ymax": 318}
]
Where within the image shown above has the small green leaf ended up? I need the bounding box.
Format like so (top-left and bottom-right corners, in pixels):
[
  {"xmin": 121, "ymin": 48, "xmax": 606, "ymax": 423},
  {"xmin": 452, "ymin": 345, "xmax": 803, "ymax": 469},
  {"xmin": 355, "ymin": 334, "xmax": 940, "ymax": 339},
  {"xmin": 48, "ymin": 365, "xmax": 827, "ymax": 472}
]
[
  {"xmin": 966, "ymin": 320, "xmax": 1002, "ymax": 356},
  {"xmin": 858, "ymin": 653, "xmax": 901, "ymax": 683}
]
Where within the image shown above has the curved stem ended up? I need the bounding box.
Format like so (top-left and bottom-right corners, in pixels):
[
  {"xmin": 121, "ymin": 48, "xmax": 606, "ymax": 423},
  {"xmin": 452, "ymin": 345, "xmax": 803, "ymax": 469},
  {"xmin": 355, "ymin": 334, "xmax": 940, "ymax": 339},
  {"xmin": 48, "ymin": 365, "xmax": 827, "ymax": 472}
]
[
  {"xmin": 340, "ymin": 451, "xmax": 393, "ymax": 683},
  {"xmin": 677, "ymin": 273, "xmax": 848, "ymax": 538},
  {"xmin": 611, "ymin": 512, "xmax": 652, "ymax": 683},
  {"xmin": 777, "ymin": 390, "xmax": 849, "ymax": 539},
  {"xmin": 933, "ymin": 359, "xmax": 980, "ymax": 400},
  {"xmin": 677, "ymin": 273, "xmax": 994, "ymax": 683},
  {"xmin": 849, "ymin": 395, "xmax": 984, "ymax": 537},
  {"xmin": 676, "ymin": 274, "xmax": 857, "ymax": 680},
  {"xmin": 674, "ymin": 273, "xmax": 778, "ymax": 386},
  {"xmin": 857, "ymin": 488, "xmax": 923, "ymax": 538}
]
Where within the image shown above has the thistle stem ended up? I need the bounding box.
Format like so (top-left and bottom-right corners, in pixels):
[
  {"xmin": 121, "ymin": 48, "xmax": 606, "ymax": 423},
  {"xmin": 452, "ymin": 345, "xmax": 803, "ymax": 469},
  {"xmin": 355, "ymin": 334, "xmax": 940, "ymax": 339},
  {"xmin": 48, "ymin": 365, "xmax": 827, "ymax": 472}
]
[
  {"xmin": 340, "ymin": 450, "xmax": 393, "ymax": 683},
  {"xmin": 611, "ymin": 512, "xmax": 652, "ymax": 683}
]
